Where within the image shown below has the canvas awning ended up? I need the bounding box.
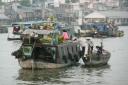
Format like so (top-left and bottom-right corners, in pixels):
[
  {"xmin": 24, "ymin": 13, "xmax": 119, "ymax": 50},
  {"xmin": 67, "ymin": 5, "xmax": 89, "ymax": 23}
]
[
  {"xmin": 22, "ymin": 29, "xmax": 53, "ymax": 35},
  {"xmin": 85, "ymin": 12, "xmax": 106, "ymax": 19}
]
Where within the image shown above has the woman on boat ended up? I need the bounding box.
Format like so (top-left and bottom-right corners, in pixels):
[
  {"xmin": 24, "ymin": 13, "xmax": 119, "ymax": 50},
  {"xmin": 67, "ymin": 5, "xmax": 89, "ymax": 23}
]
[{"xmin": 62, "ymin": 30, "xmax": 70, "ymax": 40}]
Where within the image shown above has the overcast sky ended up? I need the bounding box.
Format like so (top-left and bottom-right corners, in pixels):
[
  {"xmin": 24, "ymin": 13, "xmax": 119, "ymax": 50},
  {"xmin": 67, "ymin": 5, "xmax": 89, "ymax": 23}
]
[{"xmin": 2, "ymin": 0, "xmax": 19, "ymax": 2}]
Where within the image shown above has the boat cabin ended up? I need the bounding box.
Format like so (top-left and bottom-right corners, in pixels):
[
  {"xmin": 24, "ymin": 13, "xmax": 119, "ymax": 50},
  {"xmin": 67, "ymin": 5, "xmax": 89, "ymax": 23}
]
[
  {"xmin": 18, "ymin": 28, "xmax": 80, "ymax": 64},
  {"xmin": 21, "ymin": 42, "xmax": 80, "ymax": 64}
]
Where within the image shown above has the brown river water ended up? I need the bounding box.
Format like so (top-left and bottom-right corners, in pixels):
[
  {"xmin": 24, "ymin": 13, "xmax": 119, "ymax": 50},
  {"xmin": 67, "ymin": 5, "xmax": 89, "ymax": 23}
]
[{"xmin": 0, "ymin": 26, "xmax": 128, "ymax": 85}]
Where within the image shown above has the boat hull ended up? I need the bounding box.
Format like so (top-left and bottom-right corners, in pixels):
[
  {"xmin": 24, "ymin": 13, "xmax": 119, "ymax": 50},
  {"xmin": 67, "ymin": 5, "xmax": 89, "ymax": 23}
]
[
  {"xmin": 18, "ymin": 59, "xmax": 72, "ymax": 69},
  {"xmin": 83, "ymin": 50, "xmax": 111, "ymax": 66},
  {"xmin": 8, "ymin": 37, "xmax": 21, "ymax": 40}
]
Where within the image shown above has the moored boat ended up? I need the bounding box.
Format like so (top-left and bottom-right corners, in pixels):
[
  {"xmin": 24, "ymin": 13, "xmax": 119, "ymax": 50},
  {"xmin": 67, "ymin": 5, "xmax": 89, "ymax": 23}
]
[
  {"xmin": 80, "ymin": 22, "xmax": 124, "ymax": 38},
  {"xmin": 15, "ymin": 41, "xmax": 80, "ymax": 69},
  {"xmin": 7, "ymin": 20, "xmax": 45, "ymax": 40},
  {"xmin": 12, "ymin": 20, "xmax": 81, "ymax": 69},
  {"xmin": 7, "ymin": 26, "xmax": 22, "ymax": 40}
]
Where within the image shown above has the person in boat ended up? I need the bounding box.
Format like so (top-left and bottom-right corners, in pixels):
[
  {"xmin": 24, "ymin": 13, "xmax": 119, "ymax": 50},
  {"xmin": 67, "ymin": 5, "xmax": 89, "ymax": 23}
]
[
  {"xmin": 96, "ymin": 46, "xmax": 102, "ymax": 56},
  {"xmin": 78, "ymin": 38, "xmax": 86, "ymax": 57},
  {"xmin": 62, "ymin": 30, "xmax": 70, "ymax": 41},
  {"xmin": 86, "ymin": 39, "xmax": 94, "ymax": 54},
  {"xmin": 29, "ymin": 32, "xmax": 36, "ymax": 43},
  {"xmin": 96, "ymin": 41, "xmax": 103, "ymax": 56}
]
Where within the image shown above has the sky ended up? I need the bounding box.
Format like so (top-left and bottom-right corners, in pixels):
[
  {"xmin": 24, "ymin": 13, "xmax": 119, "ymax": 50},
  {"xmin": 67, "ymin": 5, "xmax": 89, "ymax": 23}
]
[
  {"xmin": 2, "ymin": 0, "xmax": 21, "ymax": 2},
  {"xmin": 2, "ymin": 0, "xmax": 14, "ymax": 2}
]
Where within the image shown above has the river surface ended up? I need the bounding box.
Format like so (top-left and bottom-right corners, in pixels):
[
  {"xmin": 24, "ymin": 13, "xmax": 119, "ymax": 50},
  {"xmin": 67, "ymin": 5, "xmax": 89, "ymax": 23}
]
[{"xmin": 0, "ymin": 26, "xmax": 128, "ymax": 85}]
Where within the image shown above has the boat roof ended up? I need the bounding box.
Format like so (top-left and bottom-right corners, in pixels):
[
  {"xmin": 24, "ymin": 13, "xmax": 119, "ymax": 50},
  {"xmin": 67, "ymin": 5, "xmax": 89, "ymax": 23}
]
[
  {"xmin": 22, "ymin": 29, "xmax": 54, "ymax": 35},
  {"xmin": 85, "ymin": 12, "xmax": 106, "ymax": 19},
  {"xmin": 11, "ymin": 20, "xmax": 58, "ymax": 26}
]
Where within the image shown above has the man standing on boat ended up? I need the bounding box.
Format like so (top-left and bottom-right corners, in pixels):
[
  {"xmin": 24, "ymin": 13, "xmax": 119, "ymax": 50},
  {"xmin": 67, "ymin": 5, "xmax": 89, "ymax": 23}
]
[
  {"xmin": 78, "ymin": 38, "xmax": 86, "ymax": 57},
  {"xmin": 78, "ymin": 38, "xmax": 93, "ymax": 62},
  {"xmin": 86, "ymin": 39, "xmax": 94, "ymax": 54}
]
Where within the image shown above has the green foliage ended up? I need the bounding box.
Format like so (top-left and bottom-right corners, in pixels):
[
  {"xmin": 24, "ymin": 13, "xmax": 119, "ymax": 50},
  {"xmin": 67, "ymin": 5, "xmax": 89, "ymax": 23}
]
[{"xmin": 20, "ymin": 0, "xmax": 31, "ymax": 6}]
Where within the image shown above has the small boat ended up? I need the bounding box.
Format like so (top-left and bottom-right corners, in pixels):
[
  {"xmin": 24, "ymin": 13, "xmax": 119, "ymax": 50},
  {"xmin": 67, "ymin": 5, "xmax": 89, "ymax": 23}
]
[
  {"xmin": 80, "ymin": 22, "xmax": 124, "ymax": 38},
  {"xmin": 7, "ymin": 20, "xmax": 44, "ymax": 40},
  {"xmin": 7, "ymin": 26, "xmax": 22, "ymax": 40},
  {"xmin": 82, "ymin": 42, "xmax": 111, "ymax": 67},
  {"xmin": 12, "ymin": 21, "xmax": 81, "ymax": 69},
  {"xmin": 82, "ymin": 50, "xmax": 111, "ymax": 66}
]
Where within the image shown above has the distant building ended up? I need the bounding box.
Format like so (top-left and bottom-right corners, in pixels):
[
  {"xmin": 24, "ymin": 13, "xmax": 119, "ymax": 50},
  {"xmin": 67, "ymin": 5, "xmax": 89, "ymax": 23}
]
[
  {"xmin": 4, "ymin": 2, "xmax": 43, "ymax": 22},
  {"xmin": 0, "ymin": 6, "xmax": 9, "ymax": 25},
  {"xmin": 119, "ymin": 0, "xmax": 128, "ymax": 10},
  {"xmin": 0, "ymin": 13, "xmax": 9, "ymax": 25},
  {"xmin": 100, "ymin": 11, "xmax": 128, "ymax": 25},
  {"xmin": 84, "ymin": 11, "xmax": 128, "ymax": 25}
]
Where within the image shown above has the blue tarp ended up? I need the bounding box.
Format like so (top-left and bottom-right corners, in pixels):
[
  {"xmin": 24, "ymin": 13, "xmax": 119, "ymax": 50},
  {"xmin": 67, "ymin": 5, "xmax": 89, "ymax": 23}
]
[
  {"xmin": 93, "ymin": 23, "xmax": 108, "ymax": 32},
  {"xmin": 81, "ymin": 22, "xmax": 109, "ymax": 32},
  {"xmin": 81, "ymin": 23, "xmax": 94, "ymax": 30}
]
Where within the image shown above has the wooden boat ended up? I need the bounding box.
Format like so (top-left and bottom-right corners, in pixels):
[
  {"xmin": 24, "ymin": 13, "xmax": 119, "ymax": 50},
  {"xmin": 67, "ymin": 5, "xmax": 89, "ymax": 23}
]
[
  {"xmin": 82, "ymin": 46, "xmax": 111, "ymax": 67},
  {"xmin": 12, "ymin": 28, "xmax": 81, "ymax": 69},
  {"xmin": 82, "ymin": 50, "xmax": 110, "ymax": 66},
  {"xmin": 14, "ymin": 42, "xmax": 80, "ymax": 69},
  {"xmin": 7, "ymin": 20, "xmax": 44, "ymax": 40},
  {"xmin": 80, "ymin": 22, "xmax": 124, "ymax": 38}
]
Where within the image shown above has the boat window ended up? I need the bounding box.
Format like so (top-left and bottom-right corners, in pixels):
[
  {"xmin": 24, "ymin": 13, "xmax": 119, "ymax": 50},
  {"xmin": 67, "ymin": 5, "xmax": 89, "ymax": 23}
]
[
  {"xmin": 22, "ymin": 46, "xmax": 33, "ymax": 57},
  {"xmin": 12, "ymin": 24, "xmax": 19, "ymax": 27},
  {"xmin": 34, "ymin": 47, "xmax": 56, "ymax": 63},
  {"xmin": 24, "ymin": 24, "xmax": 31, "ymax": 29}
]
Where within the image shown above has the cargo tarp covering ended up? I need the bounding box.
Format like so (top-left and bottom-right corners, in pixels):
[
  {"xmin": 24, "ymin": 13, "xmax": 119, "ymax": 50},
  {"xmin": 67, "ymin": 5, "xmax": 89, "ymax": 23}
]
[
  {"xmin": 93, "ymin": 23, "xmax": 108, "ymax": 32},
  {"xmin": 81, "ymin": 23, "xmax": 94, "ymax": 30},
  {"xmin": 23, "ymin": 29, "xmax": 53, "ymax": 35}
]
